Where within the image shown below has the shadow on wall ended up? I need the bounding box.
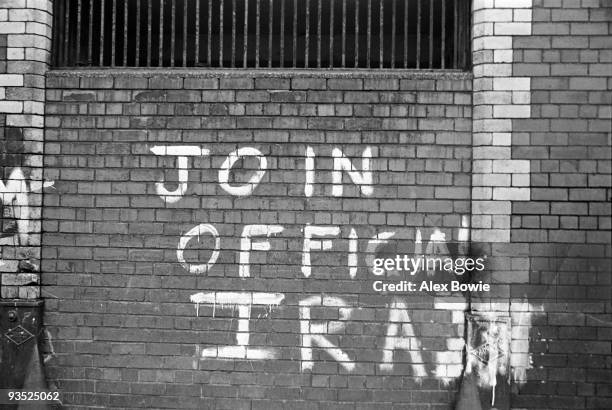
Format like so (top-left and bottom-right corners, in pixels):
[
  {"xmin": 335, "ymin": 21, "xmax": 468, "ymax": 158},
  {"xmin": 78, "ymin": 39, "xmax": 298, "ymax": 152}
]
[
  {"xmin": 513, "ymin": 243, "xmax": 612, "ymax": 409},
  {"xmin": 1, "ymin": 125, "xmax": 27, "ymax": 245},
  {"xmin": 0, "ymin": 125, "xmax": 53, "ymax": 275}
]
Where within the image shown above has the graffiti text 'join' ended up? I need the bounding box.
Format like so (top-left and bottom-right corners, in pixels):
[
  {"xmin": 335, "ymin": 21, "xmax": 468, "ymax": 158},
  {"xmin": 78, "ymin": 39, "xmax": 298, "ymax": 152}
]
[{"xmin": 150, "ymin": 145, "xmax": 373, "ymax": 201}]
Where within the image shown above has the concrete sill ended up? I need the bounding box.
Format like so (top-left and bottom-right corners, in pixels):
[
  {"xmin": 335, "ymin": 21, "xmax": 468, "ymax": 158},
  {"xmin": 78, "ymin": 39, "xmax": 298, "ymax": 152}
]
[{"xmin": 49, "ymin": 68, "xmax": 472, "ymax": 80}]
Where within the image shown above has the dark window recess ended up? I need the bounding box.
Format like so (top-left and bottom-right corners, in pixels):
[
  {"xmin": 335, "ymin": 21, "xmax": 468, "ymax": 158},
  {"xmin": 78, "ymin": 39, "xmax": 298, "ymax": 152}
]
[{"xmin": 52, "ymin": 0, "xmax": 471, "ymax": 69}]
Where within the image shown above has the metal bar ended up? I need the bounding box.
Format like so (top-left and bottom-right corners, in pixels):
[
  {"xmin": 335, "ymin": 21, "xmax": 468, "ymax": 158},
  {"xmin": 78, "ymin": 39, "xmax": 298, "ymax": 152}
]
[
  {"xmin": 354, "ymin": 0, "xmax": 359, "ymax": 68},
  {"xmin": 136, "ymin": 0, "xmax": 141, "ymax": 66},
  {"xmin": 341, "ymin": 0, "xmax": 346, "ymax": 67},
  {"xmin": 76, "ymin": 0, "xmax": 82, "ymax": 64},
  {"xmin": 403, "ymin": 0, "xmax": 407, "ymax": 68},
  {"xmin": 366, "ymin": 0, "xmax": 371, "ymax": 68},
  {"xmin": 51, "ymin": 0, "xmax": 57, "ymax": 65},
  {"xmin": 195, "ymin": 0, "xmax": 200, "ymax": 65},
  {"xmin": 54, "ymin": 0, "xmax": 63, "ymax": 65},
  {"xmin": 123, "ymin": 0, "xmax": 129, "ymax": 66},
  {"xmin": 256, "ymin": 0, "xmax": 260, "ymax": 67},
  {"xmin": 219, "ymin": 0, "xmax": 224, "ymax": 66},
  {"xmin": 441, "ymin": 0, "xmax": 445, "ymax": 69},
  {"xmin": 159, "ymin": 0, "xmax": 165, "ymax": 66},
  {"xmin": 416, "ymin": 0, "xmax": 420, "ymax": 69},
  {"xmin": 183, "ymin": 0, "xmax": 188, "ymax": 66},
  {"xmin": 268, "ymin": 0, "xmax": 273, "ymax": 67},
  {"xmin": 390, "ymin": 0, "xmax": 395, "ymax": 68},
  {"xmin": 459, "ymin": 2, "xmax": 469, "ymax": 69},
  {"xmin": 111, "ymin": 0, "xmax": 116, "ymax": 66},
  {"xmin": 231, "ymin": 0, "xmax": 236, "ymax": 67},
  {"xmin": 305, "ymin": 0, "xmax": 310, "ymax": 67},
  {"xmin": 99, "ymin": 0, "xmax": 105, "ymax": 65},
  {"xmin": 379, "ymin": 0, "xmax": 383, "ymax": 68},
  {"xmin": 464, "ymin": 0, "xmax": 468, "ymax": 68},
  {"xmin": 329, "ymin": 0, "xmax": 334, "ymax": 68},
  {"xmin": 453, "ymin": 0, "xmax": 457, "ymax": 68},
  {"xmin": 147, "ymin": 0, "xmax": 152, "ymax": 66},
  {"xmin": 64, "ymin": 0, "xmax": 70, "ymax": 65},
  {"xmin": 280, "ymin": 0, "xmax": 285, "ymax": 67},
  {"xmin": 457, "ymin": 0, "xmax": 461, "ymax": 68},
  {"xmin": 317, "ymin": 0, "xmax": 321, "ymax": 68},
  {"xmin": 207, "ymin": 0, "xmax": 211, "ymax": 66},
  {"xmin": 292, "ymin": 0, "xmax": 297, "ymax": 67},
  {"xmin": 457, "ymin": 0, "xmax": 461, "ymax": 69},
  {"xmin": 243, "ymin": 0, "xmax": 249, "ymax": 67},
  {"xmin": 429, "ymin": 0, "xmax": 433, "ymax": 68},
  {"xmin": 88, "ymin": 0, "xmax": 94, "ymax": 64}
]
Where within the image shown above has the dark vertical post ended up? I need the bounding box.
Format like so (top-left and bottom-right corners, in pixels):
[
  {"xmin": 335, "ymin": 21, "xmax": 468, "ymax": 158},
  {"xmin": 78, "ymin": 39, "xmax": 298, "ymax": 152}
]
[
  {"xmin": 428, "ymin": 0, "xmax": 433, "ymax": 68},
  {"xmin": 219, "ymin": 0, "xmax": 225, "ymax": 67},
  {"xmin": 461, "ymin": 0, "xmax": 466, "ymax": 69},
  {"xmin": 366, "ymin": 0, "xmax": 371, "ymax": 68},
  {"xmin": 354, "ymin": 0, "xmax": 359, "ymax": 68},
  {"xmin": 231, "ymin": 0, "xmax": 236, "ymax": 67},
  {"xmin": 379, "ymin": 0, "xmax": 383, "ymax": 68},
  {"xmin": 195, "ymin": 0, "xmax": 200, "ymax": 65},
  {"xmin": 317, "ymin": 0, "xmax": 321, "ymax": 68},
  {"xmin": 305, "ymin": 0, "xmax": 310, "ymax": 67},
  {"xmin": 293, "ymin": 0, "xmax": 297, "ymax": 68},
  {"xmin": 391, "ymin": 0, "xmax": 396, "ymax": 68},
  {"xmin": 207, "ymin": 0, "xmax": 212, "ymax": 66},
  {"xmin": 453, "ymin": 0, "xmax": 457, "ymax": 68},
  {"xmin": 76, "ymin": 0, "xmax": 82, "ymax": 64},
  {"xmin": 159, "ymin": 0, "xmax": 165, "ymax": 66},
  {"xmin": 441, "ymin": 0, "xmax": 445, "ymax": 69},
  {"xmin": 99, "ymin": 0, "xmax": 105, "ymax": 65},
  {"xmin": 88, "ymin": 0, "xmax": 94, "ymax": 65},
  {"xmin": 256, "ymin": 0, "xmax": 260, "ymax": 67},
  {"xmin": 54, "ymin": 0, "xmax": 64, "ymax": 65},
  {"xmin": 147, "ymin": 0, "xmax": 152, "ymax": 66},
  {"xmin": 219, "ymin": 0, "xmax": 224, "ymax": 66},
  {"xmin": 136, "ymin": 0, "xmax": 141, "ymax": 66},
  {"xmin": 268, "ymin": 0, "xmax": 273, "ymax": 67},
  {"xmin": 124, "ymin": 0, "xmax": 129, "ymax": 66},
  {"xmin": 341, "ymin": 0, "xmax": 346, "ymax": 68},
  {"xmin": 329, "ymin": 0, "xmax": 334, "ymax": 68},
  {"xmin": 416, "ymin": 0, "xmax": 420, "ymax": 69},
  {"xmin": 244, "ymin": 0, "xmax": 249, "ymax": 67},
  {"xmin": 111, "ymin": 0, "xmax": 116, "ymax": 66},
  {"xmin": 64, "ymin": 0, "xmax": 70, "ymax": 66},
  {"xmin": 280, "ymin": 0, "xmax": 285, "ymax": 67},
  {"xmin": 403, "ymin": 0, "xmax": 408, "ymax": 68},
  {"xmin": 183, "ymin": 0, "xmax": 188, "ymax": 66}
]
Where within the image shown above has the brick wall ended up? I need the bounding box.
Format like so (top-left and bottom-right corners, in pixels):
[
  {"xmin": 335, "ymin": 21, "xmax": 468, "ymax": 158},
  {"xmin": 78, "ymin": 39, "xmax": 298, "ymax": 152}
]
[
  {"xmin": 0, "ymin": 0, "xmax": 53, "ymax": 298},
  {"xmin": 43, "ymin": 71, "xmax": 475, "ymax": 408},
  {"xmin": 32, "ymin": 0, "xmax": 612, "ymax": 408},
  {"xmin": 509, "ymin": 1, "xmax": 611, "ymax": 409}
]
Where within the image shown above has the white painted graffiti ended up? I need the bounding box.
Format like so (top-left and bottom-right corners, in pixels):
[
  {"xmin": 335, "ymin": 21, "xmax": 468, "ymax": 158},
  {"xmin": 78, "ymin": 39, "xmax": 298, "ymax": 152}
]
[
  {"xmin": 0, "ymin": 168, "xmax": 29, "ymax": 246},
  {"xmin": 239, "ymin": 224, "xmax": 284, "ymax": 278},
  {"xmin": 176, "ymin": 223, "xmax": 220, "ymax": 274},
  {"xmin": 190, "ymin": 291, "xmax": 284, "ymax": 360},
  {"xmin": 218, "ymin": 147, "xmax": 268, "ymax": 197},
  {"xmin": 151, "ymin": 145, "xmax": 373, "ymax": 200},
  {"xmin": 299, "ymin": 295, "xmax": 355, "ymax": 371},
  {"xmin": 0, "ymin": 167, "xmax": 54, "ymax": 247},
  {"xmin": 150, "ymin": 144, "xmax": 533, "ymax": 384},
  {"xmin": 150, "ymin": 145, "xmax": 209, "ymax": 203},
  {"xmin": 301, "ymin": 225, "xmax": 341, "ymax": 278}
]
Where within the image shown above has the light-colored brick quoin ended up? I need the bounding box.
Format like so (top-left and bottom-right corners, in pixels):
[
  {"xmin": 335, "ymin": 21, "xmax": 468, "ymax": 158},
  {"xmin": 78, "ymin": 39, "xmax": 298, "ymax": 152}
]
[
  {"xmin": 472, "ymin": 0, "xmax": 533, "ymax": 243},
  {"xmin": 0, "ymin": 0, "xmax": 52, "ymax": 299}
]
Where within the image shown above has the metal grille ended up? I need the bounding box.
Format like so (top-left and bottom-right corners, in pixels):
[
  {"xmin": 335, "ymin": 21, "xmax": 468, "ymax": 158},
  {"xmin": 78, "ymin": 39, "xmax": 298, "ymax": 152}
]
[{"xmin": 52, "ymin": 0, "xmax": 471, "ymax": 69}]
